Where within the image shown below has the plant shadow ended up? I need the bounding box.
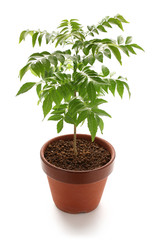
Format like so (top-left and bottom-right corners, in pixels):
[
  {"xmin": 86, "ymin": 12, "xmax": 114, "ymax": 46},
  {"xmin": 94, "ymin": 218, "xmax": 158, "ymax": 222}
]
[{"xmin": 53, "ymin": 203, "xmax": 108, "ymax": 233}]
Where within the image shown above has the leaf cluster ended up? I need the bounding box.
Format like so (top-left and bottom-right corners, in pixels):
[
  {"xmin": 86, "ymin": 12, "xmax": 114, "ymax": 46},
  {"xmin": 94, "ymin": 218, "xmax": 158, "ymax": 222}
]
[{"xmin": 17, "ymin": 15, "xmax": 144, "ymax": 141}]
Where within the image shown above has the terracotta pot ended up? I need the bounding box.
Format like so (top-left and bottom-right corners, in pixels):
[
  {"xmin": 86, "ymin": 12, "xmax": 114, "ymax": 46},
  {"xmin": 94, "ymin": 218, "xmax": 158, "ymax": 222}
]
[{"xmin": 40, "ymin": 134, "xmax": 115, "ymax": 214}]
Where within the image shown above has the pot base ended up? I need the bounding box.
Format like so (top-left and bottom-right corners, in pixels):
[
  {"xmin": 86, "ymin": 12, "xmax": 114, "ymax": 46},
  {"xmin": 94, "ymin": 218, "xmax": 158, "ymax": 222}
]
[{"xmin": 47, "ymin": 176, "xmax": 107, "ymax": 214}]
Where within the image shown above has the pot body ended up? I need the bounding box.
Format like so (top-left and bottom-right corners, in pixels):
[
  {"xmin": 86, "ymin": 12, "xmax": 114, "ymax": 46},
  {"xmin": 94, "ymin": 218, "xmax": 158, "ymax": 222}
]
[
  {"xmin": 47, "ymin": 176, "xmax": 107, "ymax": 213},
  {"xmin": 40, "ymin": 134, "xmax": 115, "ymax": 213}
]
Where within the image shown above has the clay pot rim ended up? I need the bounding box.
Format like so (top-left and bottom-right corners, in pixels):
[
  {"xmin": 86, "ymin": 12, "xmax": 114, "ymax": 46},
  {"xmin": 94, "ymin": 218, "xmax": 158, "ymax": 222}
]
[{"xmin": 40, "ymin": 134, "xmax": 116, "ymax": 174}]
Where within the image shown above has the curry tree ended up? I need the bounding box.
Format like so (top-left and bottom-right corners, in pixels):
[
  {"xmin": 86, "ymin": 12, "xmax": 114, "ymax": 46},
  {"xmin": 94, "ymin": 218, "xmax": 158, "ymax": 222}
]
[{"xmin": 17, "ymin": 14, "xmax": 144, "ymax": 155}]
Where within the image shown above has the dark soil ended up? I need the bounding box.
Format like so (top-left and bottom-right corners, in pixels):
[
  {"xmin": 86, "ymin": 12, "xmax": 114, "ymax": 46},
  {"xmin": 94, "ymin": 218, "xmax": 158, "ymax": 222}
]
[{"xmin": 44, "ymin": 138, "xmax": 111, "ymax": 171}]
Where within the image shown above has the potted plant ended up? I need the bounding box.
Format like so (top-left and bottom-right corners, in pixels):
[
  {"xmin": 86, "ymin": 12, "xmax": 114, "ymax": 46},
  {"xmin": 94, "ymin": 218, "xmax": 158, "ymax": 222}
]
[{"xmin": 17, "ymin": 14, "xmax": 144, "ymax": 213}]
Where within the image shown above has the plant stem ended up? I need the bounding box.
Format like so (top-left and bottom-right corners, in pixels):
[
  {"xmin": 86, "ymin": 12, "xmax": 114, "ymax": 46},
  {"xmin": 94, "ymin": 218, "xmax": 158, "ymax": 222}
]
[
  {"xmin": 73, "ymin": 91, "xmax": 77, "ymax": 156},
  {"xmin": 73, "ymin": 124, "xmax": 77, "ymax": 156}
]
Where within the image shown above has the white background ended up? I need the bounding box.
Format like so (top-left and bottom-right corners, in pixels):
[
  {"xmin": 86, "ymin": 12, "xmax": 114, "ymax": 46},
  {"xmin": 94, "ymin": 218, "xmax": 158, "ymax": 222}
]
[{"xmin": 0, "ymin": 0, "xmax": 160, "ymax": 239}]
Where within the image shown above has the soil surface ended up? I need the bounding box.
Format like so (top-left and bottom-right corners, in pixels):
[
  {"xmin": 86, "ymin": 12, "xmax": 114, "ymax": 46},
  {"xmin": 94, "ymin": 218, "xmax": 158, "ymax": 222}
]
[{"xmin": 44, "ymin": 138, "xmax": 111, "ymax": 171}]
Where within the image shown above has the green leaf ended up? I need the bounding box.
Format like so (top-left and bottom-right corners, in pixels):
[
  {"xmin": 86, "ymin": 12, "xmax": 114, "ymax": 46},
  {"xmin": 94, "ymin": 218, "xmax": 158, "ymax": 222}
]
[
  {"xmin": 122, "ymin": 81, "xmax": 131, "ymax": 98},
  {"xmin": 96, "ymin": 52, "xmax": 103, "ymax": 63},
  {"xmin": 109, "ymin": 46, "xmax": 122, "ymax": 65},
  {"xmin": 125, "ymin": 36, "xmax": 132, "ymax": 44},
  {"xmin": 45, "ymin": 33, "xmax": 50, "ymax": 44},
  {"xmin": 88, "ymin": 55, "xmax": 95, "ymax": 65},
  {"xmin": 102, "ymin": 21, "xmax": 112, "ymax": 28},
  {"xmin": 87, "ymin": 112, "xmax": 98, "ymax": 141},
  {"xmin": 92, "ymin": 108, "xmax": 111, "ymax": 117},
  {"xmin": 69, "ymin": 98, "xmax": 85, "ymax": 116},
  {"xmin": 56, "ymin": 54, "xmax": 65, "ymax": 64},
  {"xmin": 115, "ymin": 14, "xmax": 129, "ymax": 23},
  {"xmin": 36, "ymin": 83, "xmax": 41, "ymax": 98},
  {"xmin": 55, "ymin": 34, "xmax": 68, "ymax": 47},
  {"xmin": 98, "ymin": 117, "xmax": 104, "ymax": 134},
  {"xmin": 102, "ymin": 85, "xmax": 109, "ymax": 93},
  {"xmin": 57, "ymin": 119, "xmax": 63, "ymax": 133},
  {"xmin": 28, "ymin": 30, "xmax": 34, "ymax": 36},
  {"xmin": 117, "ymin": 35, "xmax": 124, "ymax": 44},
  {"xmin": 83, "ymin": 47, "xmax": 90, "ymax": 56},
  {"xmin": 60, "ymin": 27, "xmax": 69, "ymax": 33},
  {"xmin": 87, "ymin": 82, "xmax": 96, "ymax": 102},
  {"xmin": 60, "ymin": 84, "xmax": 72, "ymax": 102},
  {"xmin": 83, "ymin": 67, "xmax": 105, "ymax": 84},
  {"xmin": 42, "ymin": 93, "xmax": 53, "ymax": 118},
  {"xmin": 64, "ymin": 112, "xmax": 76, "ymax": 124},
  {"xmin": 101, "ymin": 38, "xmax": 114, "ymax": 44},
  {"xmin": 19, "ymin": 30, "xmax": 28, "ymax": 43},
  {"xmin": 48, "ymin": 55, "xmax": 58, "ymax": 66},
  {"xmin": 41, "ymin": 58, "xmax": 50, "ymax": 72},
  {"xmin": 73, "ymin": 72, "xmax": 85, "ymax": 83},
  {"xmin": 109, "ymin": 79, "xmax": 116, "ymax": 96},
  {"xmin": 70, "ymin": 102, "xmax": 85, "ymax": 115},
  {"xmin": 68, "ymin": 99, "xmax": 80, "ymax": 111},
  {"xmin": 58, "ymin": 20, "xmax": 69, "ymax": 28},
  {"xmin": 103, "ymin": 48, "xmax": 111, "ymax": 58},
  {"xmin": 130, "ymin": 44, "xmax": 144, "ymax": 51},
  {"xmin": 32, "ymin": 32, "xmax": 39, "ymax": 47},
  {"xmin": 64, "ymin": 49, "xmax": 71, "ymax": 55},
  {"xmin": 108, "ymin": 18, "xmax": 124, "ymax": 30},
  {"xmin": 87, "ymin": 25, "xmax": 93, "ymax": 31},
  {"xmin": 92, "ymin": 44, "xmax": 97, "ymax": 55},
  {"xmin": 93, "ymin": 28, "xmax": 99, "ymax": 34},
  {"xmin": 116, "ymin": 80, "xmax": 124, "ymax": 98},
  {"xmin": 53, "ymin": 103, "xmax": 68, "ymax": 110},
  {"xmin": 126, "ymin": 45, "xmax": 136, "ymax": 54},
  {"xmin": 89, "ymin": 98, "xmax": 107, "ymax": 107},
  {"xmin": 77, "ymin": 110, "xmax": 88, "ymax": 125},
  {"xmin": 72, "ymin": 32, "xmax": 85, "ymax": 41},
  {"xmin": 83, "ymin": 57, "xmax": 89, "ymax": 66},
  {"xmin": 72, "ymin": 40, "xmax": 83, "ymax": 51},
  {"xmin": 97, "ymin": 25, "xmax": 107, "ymax": 32},
  {"xmin": 96, "ymin": 115, "xmax": 104, "ymax": 134},
  {"xmin": 16, "ymin": 82, "xmax": 36, "ymax": 96},
  {"xmin": 48, "ymin": 115, "xmax": 63, "ymax": 121},
  {"xmin": 78, "ymin": 79, "xmax": 88, "ymax": 97},
  {"xmin": 19, "ymin": 63, "xmax": 30, "ymax": 80},
  {"xmin": 31, "ymin": 62, "xmax": 42, "ymax": 77},
  {"xmin": 51, "ymin": 109, "xmax": 65, "ymax": 114},
  {"xmin": 119, "ymin": 46, "xmax": 129, "ymax": 56},
  {"xmin": 70, "ymin": 19, "xmax": 81, "ymax": 30},
  {"xmin": 29, "ymin": 52, "xmax": 44, "ymax": 58},
  {"xmin": 28, "ymin": 57, "xmax": 37, "ymax": 62},
  {"xmin": 102, "ymin": 65, "xmax": 110, "ymax": 76},
  {"xmin": 41, "ymin": 51, "xmax": 51, "ymax": 55},
  {"xmin": 52, "ymin": 87, "xmax": 63, "ymax": 106},
  {"xmin": 38, "ymin": 34, "xmax": 43, "ymax": 46}
]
